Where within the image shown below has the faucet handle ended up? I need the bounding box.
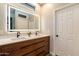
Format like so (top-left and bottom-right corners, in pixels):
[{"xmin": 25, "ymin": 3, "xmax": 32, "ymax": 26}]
[
  {"xmin": 17, "ymin": 31, "xmax": 20, "ymax": 35},
  {"xmin": 35, "ymin": 31, "xmax": 39, "ymax": 36},
  {"xmin": 17, "ymin": 31, "xmax": 20, "ymax": 38}
]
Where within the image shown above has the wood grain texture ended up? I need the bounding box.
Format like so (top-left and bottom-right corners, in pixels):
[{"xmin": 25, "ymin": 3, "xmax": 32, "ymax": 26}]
[{"xmin": 0, "ymin": 36, "xmax": 50, "ymax": 56}]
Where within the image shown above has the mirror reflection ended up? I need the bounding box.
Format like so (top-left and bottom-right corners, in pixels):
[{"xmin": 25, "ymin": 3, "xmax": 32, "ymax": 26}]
[{"xmin": 8, "ymin": 5, "xmax": 40, "ymax": 32}]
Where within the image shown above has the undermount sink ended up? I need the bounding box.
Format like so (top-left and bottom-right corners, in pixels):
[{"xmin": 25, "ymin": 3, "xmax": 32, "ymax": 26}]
[
  {"xmin": 11, "ymin": 35, "xmax": 40, "ymax": 40},
  {"xmin": 11, "ymin": 36, "xmax": 27, "ymax": 40},
  {"xmin": 0, "ymin": 34, "xmax": 49, "ymax": 42}
]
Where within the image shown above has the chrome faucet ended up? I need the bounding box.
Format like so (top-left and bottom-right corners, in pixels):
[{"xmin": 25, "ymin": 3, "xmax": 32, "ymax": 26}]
[
  {"xmin": 17, "ymin": 31, "xmax": 21, "ymax": 38},
  {"xmin": 35, "ymin": 31, "xmax": 39, "ymax": 36}
]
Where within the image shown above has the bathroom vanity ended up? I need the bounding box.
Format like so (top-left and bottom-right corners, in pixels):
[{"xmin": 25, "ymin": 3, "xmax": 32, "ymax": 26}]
[
  {"xmin": 0, "ymin": 3, "xmax": 50, "ymax": 56},
  {"xmin": 0, "ymin": 35, "xmax": 50, "ymax": 56}
]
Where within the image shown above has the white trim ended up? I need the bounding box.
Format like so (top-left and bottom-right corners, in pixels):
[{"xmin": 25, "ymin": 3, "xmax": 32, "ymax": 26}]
[{"xmin": 50, "ymin": 51, "xmax": 55, "ymax": 56}]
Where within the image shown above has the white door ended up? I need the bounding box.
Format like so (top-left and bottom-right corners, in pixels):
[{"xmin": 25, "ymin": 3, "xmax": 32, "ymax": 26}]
[
  {"xmin": 55, "ymin": 4, "xmax": 79, "ymax": 56},
  {"xmin": 72, "ymin": 4, "xmax": 79, "ymax": 56}
]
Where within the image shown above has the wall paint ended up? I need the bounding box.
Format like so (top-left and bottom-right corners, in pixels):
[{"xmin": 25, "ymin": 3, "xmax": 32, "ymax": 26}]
[{"xmin": 0, "ymin": 3, "xmax": 7, "ymax": 34}]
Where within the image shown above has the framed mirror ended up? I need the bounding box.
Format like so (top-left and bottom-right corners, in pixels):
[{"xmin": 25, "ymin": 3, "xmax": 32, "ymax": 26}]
[{"xmin": 7, "ymin": 5, "xmax": 40, "ymax": 32}]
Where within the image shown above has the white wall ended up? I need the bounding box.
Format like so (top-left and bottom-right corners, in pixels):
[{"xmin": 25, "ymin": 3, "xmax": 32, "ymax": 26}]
[{"xmin": 0, "ymin": 3, "xmax": 7, "ymax": 34}]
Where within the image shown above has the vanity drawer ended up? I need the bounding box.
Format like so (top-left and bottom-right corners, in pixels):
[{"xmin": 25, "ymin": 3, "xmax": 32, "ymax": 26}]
[
  {"xmin": 26, "ymin": 46, "xmax": 49, "ymax": 56},
  {"xmin": 26, "ymin": 46, "xmax": 45, "ymax": 56},
  {"xmin": 12, "ymin": 40, "xmax": 47, "ymax": 56},
  {"xmin": 36, "ymin": 46, "xmax": 49, "ymax": 56}
]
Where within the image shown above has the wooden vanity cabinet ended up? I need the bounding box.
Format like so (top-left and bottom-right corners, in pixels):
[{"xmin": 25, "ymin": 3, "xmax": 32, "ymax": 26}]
[{"xmin": 0, "ymin": 36, "xmax": 50, "ymax": 56}]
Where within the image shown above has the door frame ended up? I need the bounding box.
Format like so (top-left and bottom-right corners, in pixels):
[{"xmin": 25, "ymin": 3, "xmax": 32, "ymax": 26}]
[{"xmin": 53, "ymin": 3, "xmax": 76, "ymax": 55}]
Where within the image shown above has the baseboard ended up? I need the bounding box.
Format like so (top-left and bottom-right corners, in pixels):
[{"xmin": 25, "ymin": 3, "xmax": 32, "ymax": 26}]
[{"xmin": 50, "ymin": 52, "xmax": 55, "ymax": 56}]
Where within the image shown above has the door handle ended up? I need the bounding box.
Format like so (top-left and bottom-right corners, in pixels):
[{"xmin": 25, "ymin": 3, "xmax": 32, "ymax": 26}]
[{"xmin": 56, "ymin": 35, "xmax": 59, "ymax": 37}]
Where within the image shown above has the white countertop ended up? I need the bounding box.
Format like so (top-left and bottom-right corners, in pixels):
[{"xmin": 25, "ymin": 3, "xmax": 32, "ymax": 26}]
[{"xmin": 0, "ymin": 34, "xmax": 50, "ymax": 46}]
